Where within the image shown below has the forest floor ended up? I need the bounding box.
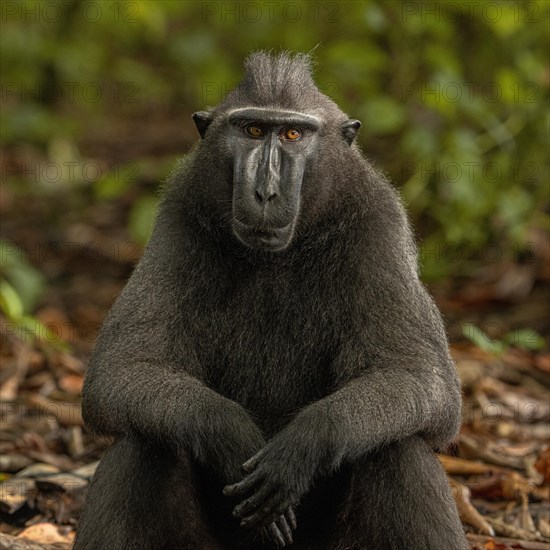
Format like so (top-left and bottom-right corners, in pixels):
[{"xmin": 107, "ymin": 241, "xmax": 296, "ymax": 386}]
[{"xmin": 1, "ymin": 186, "xmax": 549, "ymax": 550}]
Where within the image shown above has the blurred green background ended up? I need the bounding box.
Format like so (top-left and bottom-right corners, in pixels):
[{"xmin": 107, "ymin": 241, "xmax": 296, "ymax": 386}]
[{"xmin": 1, "ymin": 0, "xmax": 549, "ymax": 342}]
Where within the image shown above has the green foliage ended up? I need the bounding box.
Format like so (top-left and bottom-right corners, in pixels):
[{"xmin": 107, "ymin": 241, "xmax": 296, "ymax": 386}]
[
  {"xmin": 1, "ymin": 241, "xmax": 45, "ymax": 313},
  {"xmin": 2, "ymin": 0, "xmax": 548, "ymax": 277},
  {"xmin": 93, "ymin": 164, "xmax": 140, "ymax": 200},
  {"xmin": 0, "ymin": 241, "xmax": 66, "ymax": 348},
  {"xmin": 0, "ymin": 278, "xmax": 24, "ymax": 321},
  {"xmin": 128, "ymin": 195, "xmax": 160, "ymax": 246},
  {"xmin": 462, "ymin": 323, "xmax": 546, "ymax": 355}
]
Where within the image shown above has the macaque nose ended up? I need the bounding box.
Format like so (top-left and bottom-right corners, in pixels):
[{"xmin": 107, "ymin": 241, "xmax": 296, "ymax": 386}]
[{"xmin": 255, "ymin": 188, "xmax": 277, "ymax": 204}]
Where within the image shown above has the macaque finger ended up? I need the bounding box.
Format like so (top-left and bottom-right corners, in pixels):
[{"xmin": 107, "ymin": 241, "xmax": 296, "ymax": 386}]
[
  {"xmin": 267, "ymin": 522, "xmax": 286, "ymax": 547},
  {"xmin": 223, "ymin": 470, "xmax": 263, "ymax": 497},
  {"xmin": 243, "ymin": 448, "xmax": 266, "ymax": 472},
  {"xmin": 241, "ymin": 494, "xmax": 290, "ymax": 528},
  {"xmin": 276, "ymin": 514, "xmax": 294, "ymax": 545},
  {"xmin": 233, "ymin": 484, "xmax": 274, "ymax": 517},
  {"xmin": 285, "ymin": 506, "xmax": 297, "ymax": 530}
]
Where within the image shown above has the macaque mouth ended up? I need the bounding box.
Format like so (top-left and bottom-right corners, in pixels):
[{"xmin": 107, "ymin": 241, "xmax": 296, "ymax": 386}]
[
  {"xmin": 254, "ymin": 229, "xmax": 275, "ymax": 239},
  {"xmin": 233, "ymin": 219, "xmax": 295, "ymax": 250}
]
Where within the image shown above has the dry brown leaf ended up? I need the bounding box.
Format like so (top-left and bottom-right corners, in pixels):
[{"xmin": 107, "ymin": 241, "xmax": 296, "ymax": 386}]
[
  {"xmin": 467, "ymin": 532, "xmax": 550, "ymax": 549},
  {"xmin": 35, "ymin": 308, "xmax": 75, "ymax": 343},
  {"xmin": 450, "ymin": 478, "xmax": 494, "ymax": 535},
  {"xmin": 58, "ymin": 374, "xmax": 83, "ymax": 394},
  {"xmin": 0, "ymin": 454, "xmax": 33, "ymax": 473},
  {"xmin": 492, "ymin": 421, "xmax": 550, "ymax": 442},
  {"xmin": 468, "ymin": 471, "xmax": 538, "ymax": 501},
  {"xmin": 25, "ymin": 394, "xmax": 82, "ymax": 427},
  {"xmin": 0, "ymin": 478, "xmax": 35, "ymax": 514},
  {"xmin": 0, "ymin": 532, "xmax": 71, "ymax": 550},
  {"xmin": 487, "ymin": 517, "xmax": 548, "ymax": 542},
  {"xmin": 54, "ymin": 352, "xmax": 85, "ymax": 374},
  {"xmin": 460, "ymin": 434, "xmax": 527, "ymax": 469},
  {"xmin": 534, "ymin": 354, "xmax": 550, "ymax": 374},
  {"xmin": 16, "ymin": 524, "xmax": 70, "ymax": 544},
  {"xmin": 438, "ymin": 454, "xmax": 504, "ymax": 475},
  {"xmin": 519, "ymin": 495, "xmax": 538, "ymax": 533},
  {"xmin": 534, "ymin": 448, "xmax": 550, "ymax": 484}
]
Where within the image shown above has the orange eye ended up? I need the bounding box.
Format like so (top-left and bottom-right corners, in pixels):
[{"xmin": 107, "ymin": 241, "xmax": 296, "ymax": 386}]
[
  {"xmin": 284, "ymin": 128, "xmax": 301, "ymax": 141},
  {"xmin": 246, "ymin": 126, "xmax": 264, "ymax": 138}
]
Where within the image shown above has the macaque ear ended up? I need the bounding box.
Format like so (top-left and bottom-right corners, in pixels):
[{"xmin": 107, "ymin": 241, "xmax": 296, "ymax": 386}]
[
  {"xmin": 192, "ymin": 111, "xmax": 213, "ymax": 139},
  {"xmin": 341, "ymin": 119, "xmax": 361, "ymax": 146}
]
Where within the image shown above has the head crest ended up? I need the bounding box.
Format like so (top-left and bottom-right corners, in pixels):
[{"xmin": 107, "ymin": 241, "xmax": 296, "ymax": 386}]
[{"xmin": 216, "ymin": 51, "xmax": 340, "ymax": 115}]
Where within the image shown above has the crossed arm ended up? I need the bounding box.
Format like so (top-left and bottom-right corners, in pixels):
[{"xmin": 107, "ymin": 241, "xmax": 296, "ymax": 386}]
[
  {"xmin": 225, "ymin": 273, "xmax": 462, "ymax": 529},
  {"xmin": 226, "ymin": 351, "xmax": 461, "ymax": 529},
  {"xmin": 83, "ymin": 350, "xmax": 298, "ymax": 545},
  {"xmin": 84, "ymin": 288, "xmax": 459, "ymax": 543}
]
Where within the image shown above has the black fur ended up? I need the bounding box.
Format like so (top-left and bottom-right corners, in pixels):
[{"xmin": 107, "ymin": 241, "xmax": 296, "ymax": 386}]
[{"xmin": 75, "ymin": 52, "xmax": 467, "ymax": 550}]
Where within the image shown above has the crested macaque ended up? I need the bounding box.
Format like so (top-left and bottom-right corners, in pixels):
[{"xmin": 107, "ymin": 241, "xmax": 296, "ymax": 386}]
[{"xmin": 75, "ymin": 52, "xmax": 468, "ymax": 550}]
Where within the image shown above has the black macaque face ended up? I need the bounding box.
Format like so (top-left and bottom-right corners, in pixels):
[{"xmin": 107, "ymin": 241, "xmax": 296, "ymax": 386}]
[
  {"xmin": 226, "ymin": 107, "xmax": 321, "ymax": 251},
  {"xmin": 192, "ymin": 104, "xmax": 360, "ymax": 252}
]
